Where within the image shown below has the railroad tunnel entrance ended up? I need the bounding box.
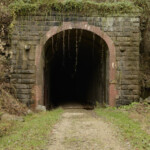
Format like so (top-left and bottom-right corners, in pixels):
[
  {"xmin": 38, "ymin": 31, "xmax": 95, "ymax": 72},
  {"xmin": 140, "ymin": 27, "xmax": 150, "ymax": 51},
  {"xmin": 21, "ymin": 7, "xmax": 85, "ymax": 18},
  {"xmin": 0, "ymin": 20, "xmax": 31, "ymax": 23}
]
[{"xmin": 44, "ymin": 29, "xmax": 109, "ymax": 109}]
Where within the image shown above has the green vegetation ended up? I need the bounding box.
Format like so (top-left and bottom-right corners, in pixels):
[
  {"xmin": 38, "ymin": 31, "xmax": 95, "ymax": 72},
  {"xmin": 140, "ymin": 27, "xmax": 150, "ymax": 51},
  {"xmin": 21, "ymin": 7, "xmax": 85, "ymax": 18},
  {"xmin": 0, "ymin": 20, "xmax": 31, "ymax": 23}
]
[
  {"xmin": 1, "ymin": 0, "xmax": 149, "ymax": 36},
  {"xmin": 95, "ymin": 103, "xmax": 150, "ymax": 150},
  {"xmin": 8, "ymin": 0, "xmax": 148, "ymax": 16},
  {"xmin": 0, "ymin": 108, "xmax": 63, "ymax": 150}
]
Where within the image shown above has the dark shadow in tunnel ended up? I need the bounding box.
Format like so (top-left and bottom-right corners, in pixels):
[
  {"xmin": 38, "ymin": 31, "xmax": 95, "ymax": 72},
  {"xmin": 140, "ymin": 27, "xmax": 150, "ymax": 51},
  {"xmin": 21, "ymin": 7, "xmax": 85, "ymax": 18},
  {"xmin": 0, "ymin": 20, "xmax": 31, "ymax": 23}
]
[{"xmin": 44, "ymin": 29, "xmax": 109, "ymax": 109}]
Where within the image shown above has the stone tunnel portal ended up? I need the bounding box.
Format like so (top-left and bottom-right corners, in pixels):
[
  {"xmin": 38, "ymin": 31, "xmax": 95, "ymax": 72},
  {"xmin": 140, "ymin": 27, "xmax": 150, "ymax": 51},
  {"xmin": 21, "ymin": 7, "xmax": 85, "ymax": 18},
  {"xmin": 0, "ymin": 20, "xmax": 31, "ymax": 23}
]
[{"xmin": 44, "ymin": 29, "xmax": 109, "ymax": 109}]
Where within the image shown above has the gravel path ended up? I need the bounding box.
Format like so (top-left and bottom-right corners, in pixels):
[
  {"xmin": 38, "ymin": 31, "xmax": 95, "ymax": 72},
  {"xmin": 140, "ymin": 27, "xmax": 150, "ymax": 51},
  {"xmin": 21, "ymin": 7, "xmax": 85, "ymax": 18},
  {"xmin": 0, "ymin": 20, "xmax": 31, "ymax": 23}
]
[{"xmin": 48, "ymin": 108, "xmax": 131, "ymax": 150}]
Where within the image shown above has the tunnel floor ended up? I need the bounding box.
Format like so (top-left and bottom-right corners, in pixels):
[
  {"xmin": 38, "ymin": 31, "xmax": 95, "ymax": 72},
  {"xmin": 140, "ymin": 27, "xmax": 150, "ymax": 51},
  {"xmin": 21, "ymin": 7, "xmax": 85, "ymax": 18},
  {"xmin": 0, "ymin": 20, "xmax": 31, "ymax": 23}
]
[{"xmin": 44, "ymin": 29, "xmax": 108, "ymax": 109}]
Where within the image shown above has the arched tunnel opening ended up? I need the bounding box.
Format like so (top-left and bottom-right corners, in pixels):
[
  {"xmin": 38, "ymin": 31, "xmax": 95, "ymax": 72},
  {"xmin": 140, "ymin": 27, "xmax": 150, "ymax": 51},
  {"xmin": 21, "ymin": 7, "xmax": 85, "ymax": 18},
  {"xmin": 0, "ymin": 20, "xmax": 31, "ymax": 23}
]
[{"xmin": 44, "ymin": 29, "xmax": 109, "ymax": 109}]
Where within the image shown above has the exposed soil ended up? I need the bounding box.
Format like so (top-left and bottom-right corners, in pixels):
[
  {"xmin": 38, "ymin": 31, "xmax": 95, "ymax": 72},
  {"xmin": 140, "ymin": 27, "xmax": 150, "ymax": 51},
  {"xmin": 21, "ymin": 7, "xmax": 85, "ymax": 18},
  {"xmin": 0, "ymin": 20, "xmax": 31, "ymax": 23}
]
[{"xmin": 48, "ymin": 107, "xmax": 131, "ymax": 150}]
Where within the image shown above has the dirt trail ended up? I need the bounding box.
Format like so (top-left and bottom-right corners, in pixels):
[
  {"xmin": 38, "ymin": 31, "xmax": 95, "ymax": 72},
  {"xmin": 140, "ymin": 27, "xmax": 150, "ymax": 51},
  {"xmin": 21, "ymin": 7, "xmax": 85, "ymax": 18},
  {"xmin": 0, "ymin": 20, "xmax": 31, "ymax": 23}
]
[{"xmin": 48, "ymin": 108, "xmax": 131, "ymax": 150}]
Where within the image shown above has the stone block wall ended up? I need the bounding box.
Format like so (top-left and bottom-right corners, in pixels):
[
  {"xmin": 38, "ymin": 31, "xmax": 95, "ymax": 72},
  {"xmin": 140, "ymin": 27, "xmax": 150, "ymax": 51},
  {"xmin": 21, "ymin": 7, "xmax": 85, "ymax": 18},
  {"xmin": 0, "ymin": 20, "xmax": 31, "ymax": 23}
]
[{"xmin": 10, "ymin": 14, "xmax": 141, "ymax": 106}]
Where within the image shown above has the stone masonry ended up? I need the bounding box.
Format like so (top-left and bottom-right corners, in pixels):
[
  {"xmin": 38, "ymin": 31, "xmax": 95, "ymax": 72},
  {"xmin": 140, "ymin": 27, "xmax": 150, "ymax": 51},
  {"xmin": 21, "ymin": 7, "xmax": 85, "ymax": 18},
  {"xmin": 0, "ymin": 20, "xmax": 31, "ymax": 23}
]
[{"xmin": 10, "ymin": 13, "xmax": 141, "ymax": 107}]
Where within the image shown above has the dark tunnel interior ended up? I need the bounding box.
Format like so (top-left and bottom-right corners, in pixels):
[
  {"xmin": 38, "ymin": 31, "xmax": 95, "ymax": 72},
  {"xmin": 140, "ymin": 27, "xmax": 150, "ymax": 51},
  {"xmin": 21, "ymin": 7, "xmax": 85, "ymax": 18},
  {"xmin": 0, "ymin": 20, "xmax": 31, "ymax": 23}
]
[{"xmin": 44, "ymin": 29, "xmax": 109, "ymax": 109}]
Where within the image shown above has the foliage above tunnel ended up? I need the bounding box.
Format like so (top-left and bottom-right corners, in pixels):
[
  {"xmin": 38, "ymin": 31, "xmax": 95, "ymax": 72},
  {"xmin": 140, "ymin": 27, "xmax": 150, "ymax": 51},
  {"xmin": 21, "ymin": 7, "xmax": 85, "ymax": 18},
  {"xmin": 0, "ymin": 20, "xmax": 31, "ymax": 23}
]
[{"xmin": 8, "ymin": 0, "xmax": 149, "ymax": 16}]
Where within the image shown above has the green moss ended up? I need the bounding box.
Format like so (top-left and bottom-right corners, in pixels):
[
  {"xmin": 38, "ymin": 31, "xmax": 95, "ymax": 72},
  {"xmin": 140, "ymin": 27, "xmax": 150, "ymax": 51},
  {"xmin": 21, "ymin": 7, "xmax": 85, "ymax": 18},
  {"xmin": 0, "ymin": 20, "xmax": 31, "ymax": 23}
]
[{"xmin": 9, "ymin": 0, "xmax": 145, "ymax": 16}]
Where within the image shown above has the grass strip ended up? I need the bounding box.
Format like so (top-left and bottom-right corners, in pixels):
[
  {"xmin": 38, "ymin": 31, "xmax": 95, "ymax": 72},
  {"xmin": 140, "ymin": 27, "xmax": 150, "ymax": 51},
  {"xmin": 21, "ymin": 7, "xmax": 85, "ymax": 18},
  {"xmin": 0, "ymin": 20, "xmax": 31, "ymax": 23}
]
[
  {"xmin": 0, "ymin": 108, "xmax": 63, "ymax": 150},
  {"xmin": 95, "ymin": 107, "xmax": 150, "ymax": 150}
]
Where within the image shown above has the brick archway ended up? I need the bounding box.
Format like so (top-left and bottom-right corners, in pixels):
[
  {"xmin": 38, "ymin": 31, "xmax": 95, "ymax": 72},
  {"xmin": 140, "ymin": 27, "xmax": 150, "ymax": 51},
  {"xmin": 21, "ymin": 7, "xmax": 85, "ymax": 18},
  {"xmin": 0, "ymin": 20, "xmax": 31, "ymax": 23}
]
[{"xmin": 35, "ymin": 22, "xmax": 117, "ymax": 107}]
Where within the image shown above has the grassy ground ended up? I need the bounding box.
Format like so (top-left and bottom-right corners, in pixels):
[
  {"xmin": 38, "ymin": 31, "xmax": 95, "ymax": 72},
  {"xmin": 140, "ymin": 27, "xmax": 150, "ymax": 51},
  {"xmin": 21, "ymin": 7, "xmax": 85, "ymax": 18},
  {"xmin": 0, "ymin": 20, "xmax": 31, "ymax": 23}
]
[
  {"xmin": 95, "ymin": 102, "xmax": 150, "ymax": 150},
  {"xmin": 0, "ymin": 108, "xmax": 63, "ymax": 150}
]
